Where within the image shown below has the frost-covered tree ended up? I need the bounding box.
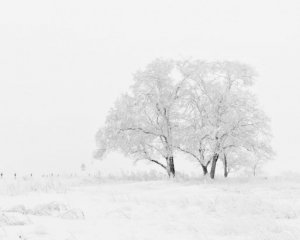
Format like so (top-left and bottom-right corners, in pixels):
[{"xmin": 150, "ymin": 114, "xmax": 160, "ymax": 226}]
[
  {"xmin": 176, "ymin": 60, "xmax": 273, "ymax": 178},
  {"xmin": 95, "ymin": 59, "xmax": 273, "ymax": 179},
  {"xmin": 95, "ymin": 59, "xmax": 189, "ymax": 177}
]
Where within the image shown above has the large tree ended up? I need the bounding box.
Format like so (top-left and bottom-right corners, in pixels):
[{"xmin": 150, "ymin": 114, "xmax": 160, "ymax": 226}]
[
  {"xmin": 95, "ymin": 59, "xmax": 273, "ymax": 179},
  {"xmin": 177, "ymin": 60, "xmax": 272, "ymax": 178},
  {"xmin": 95, "ymin": 59, "xmax": 189, "ymax": 177}
]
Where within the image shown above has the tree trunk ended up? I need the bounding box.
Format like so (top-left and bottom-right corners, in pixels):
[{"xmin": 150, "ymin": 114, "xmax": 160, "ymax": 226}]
[
  {"xmin": 210, "ymin": 153, "xmax": 219, "ymax": 179},
  {"xmin": 253, "ymin": 165, "xmax": 257, "ymax": 176},
  {"xmin": 166, "ymin": 156, "xmax": 175, "ymax": 177},
  {"xmin": 223, "ymin": 153, "xmax": 228, "ymax": 178},
  {"xmin": 201, "ymin": 164, "xmax": 208, "ymax": 175}
]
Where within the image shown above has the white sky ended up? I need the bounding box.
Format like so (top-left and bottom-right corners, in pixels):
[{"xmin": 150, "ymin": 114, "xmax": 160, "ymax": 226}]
[{"xmin": 0, "ymin": 0, "xmax": 299, "ymax": 175}]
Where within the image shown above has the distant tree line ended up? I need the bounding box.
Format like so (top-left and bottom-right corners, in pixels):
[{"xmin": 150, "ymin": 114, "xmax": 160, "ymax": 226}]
[{"xmin": 95, "ymin": 59, "xmax": 274, "ymax": 179}]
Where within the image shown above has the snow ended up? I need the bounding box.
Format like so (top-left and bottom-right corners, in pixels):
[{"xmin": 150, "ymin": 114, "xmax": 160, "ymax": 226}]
[{"xmin": 0, "ymin": 176, "xmax": 300, "ymax": 239}]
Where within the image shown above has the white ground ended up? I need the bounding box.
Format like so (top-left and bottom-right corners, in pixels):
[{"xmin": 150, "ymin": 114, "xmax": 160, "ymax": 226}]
[{"xmin": 0, "ymin": 175, "xmax": 300, "ymax": 240}]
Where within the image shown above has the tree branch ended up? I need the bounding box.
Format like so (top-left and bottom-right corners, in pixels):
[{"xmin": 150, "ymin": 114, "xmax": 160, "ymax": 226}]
[
  {"xmin": 148, "ymin": 159, "xmax": 167, "ymax": 169},
  {"xmin": 176, "ymin": 146, "xmax": 203, "ymax": 164},
  {"xmin": 120, "ymin": 127, "xmax": 160, "ymax": 138}
]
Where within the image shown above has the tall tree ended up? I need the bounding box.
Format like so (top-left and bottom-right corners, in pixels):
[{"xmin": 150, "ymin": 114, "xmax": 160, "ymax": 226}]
[
  {"xmin": 95, "ymin": 59, "xmax": 188, "ymax": 177},
  {"xmin": 95, "ymin": 59, "xmax": 273, "ymax": 179},
  {"xmin": 179, "ymin": 60, "xmax": 272, "ymax": 178}
]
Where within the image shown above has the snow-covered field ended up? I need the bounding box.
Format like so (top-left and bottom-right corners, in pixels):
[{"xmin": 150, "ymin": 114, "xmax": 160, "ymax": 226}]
[{"xmin": 1, "ymin": 175, "xmax": 300, "ymax": 240}]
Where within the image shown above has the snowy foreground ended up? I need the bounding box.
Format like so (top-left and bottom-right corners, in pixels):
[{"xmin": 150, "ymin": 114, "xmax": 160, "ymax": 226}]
[{"xmin": 0, "ymin": 175, "xmax": 300, "ymax": 240}]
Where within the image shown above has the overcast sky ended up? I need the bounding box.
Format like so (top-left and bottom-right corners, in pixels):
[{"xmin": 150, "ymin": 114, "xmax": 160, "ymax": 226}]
[{"xmin": 0, "ymin": 0, "xmax": 299, "ymax": 175}]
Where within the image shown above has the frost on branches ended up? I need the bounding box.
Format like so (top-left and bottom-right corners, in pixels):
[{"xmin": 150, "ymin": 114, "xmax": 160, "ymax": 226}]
[{"xmin": 95, "ymin": 59, "xmax": 274, "ymax": 179}]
